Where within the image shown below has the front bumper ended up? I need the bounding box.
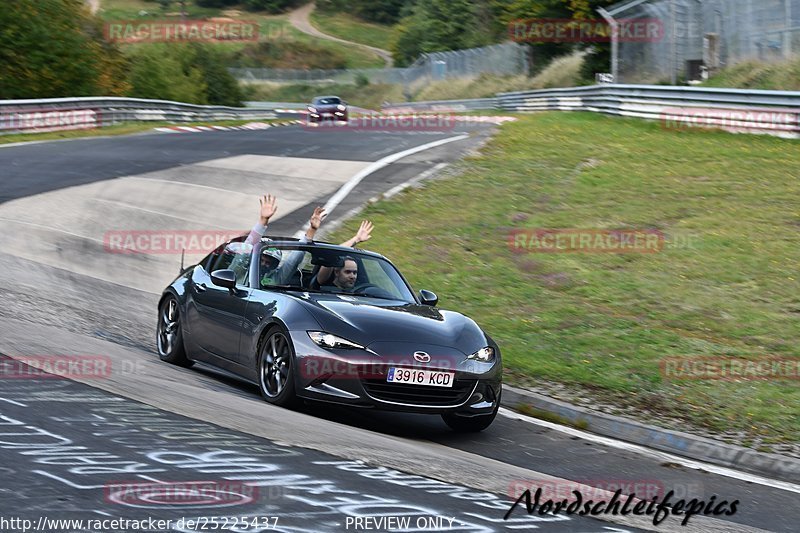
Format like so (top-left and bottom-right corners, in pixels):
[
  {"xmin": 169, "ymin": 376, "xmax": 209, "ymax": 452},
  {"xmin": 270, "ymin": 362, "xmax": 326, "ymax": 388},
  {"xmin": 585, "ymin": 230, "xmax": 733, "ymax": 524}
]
[
  {"xmin": 289, "ymin": 331, "xmax": 502, "ymax": 416},
  {"xmin": 308, "ymin": 109, "xmax": 348, "ymax": 122}
]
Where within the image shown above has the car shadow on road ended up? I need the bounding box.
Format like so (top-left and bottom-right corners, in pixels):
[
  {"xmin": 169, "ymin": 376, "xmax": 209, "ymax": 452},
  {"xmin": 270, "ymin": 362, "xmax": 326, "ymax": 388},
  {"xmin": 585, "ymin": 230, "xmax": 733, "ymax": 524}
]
[{"xmin": 191, "ymin": 363, "xmax": 501, "ymax": 443}]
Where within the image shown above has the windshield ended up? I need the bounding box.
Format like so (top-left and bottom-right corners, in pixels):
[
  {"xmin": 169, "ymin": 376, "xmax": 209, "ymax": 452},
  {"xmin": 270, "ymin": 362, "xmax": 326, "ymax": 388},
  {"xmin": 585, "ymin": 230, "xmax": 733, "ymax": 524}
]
[
  {"xmin": 254, "ymin": 243, "xmax": 415, "ymax": 303},
  {"xmin": 314, "ymin": 97, "xmax": 341, "ymax": 105}
]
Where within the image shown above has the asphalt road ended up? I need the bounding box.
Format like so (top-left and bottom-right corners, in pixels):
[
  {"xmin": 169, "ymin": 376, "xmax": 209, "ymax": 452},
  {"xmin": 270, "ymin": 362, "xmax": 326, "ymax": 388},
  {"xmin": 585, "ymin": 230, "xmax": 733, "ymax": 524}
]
[
  {"xmin": 0, "ymin": 355, "xmax": 644, "ymax": 533},
  {"xmin": 0, "ymin": 124, "xmax": 795, "ymax": 532}
]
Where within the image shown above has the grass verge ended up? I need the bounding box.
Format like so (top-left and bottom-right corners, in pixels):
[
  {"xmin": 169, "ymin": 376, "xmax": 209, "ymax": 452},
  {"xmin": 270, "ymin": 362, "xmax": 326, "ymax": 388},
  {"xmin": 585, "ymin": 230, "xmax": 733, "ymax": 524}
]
[
  {"xmin": 516, "ymin": 403, "xmax": 589, "ymax": 430},
  {"xmin": 244, "ymin": 53, "xmax": 588, "ymax": 109},
  {"xmin": 328, "ymin": 111, "xmax": 800, "ymax": 445},
  {"xmin": 309, "ymin": 10, "xmax": 395, "ymax": 50},
  {"xmin": 245, "ymin": 81, "xmax": 404, "ymax": 110},
  {"xmin": 702, "ymin": 57, "xmax": 800, "ymax": 91},
  {"xmin": 98, "ymin": 1, "xmax": 385, "ymax": 68}
]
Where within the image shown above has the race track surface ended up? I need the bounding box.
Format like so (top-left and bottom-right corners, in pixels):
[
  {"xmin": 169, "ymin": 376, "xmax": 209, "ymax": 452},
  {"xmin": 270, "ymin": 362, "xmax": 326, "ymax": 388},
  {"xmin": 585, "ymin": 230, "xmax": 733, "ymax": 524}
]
[{"xmin": 0, "ymin": 124, "xmax": 796, "ymax": 532}]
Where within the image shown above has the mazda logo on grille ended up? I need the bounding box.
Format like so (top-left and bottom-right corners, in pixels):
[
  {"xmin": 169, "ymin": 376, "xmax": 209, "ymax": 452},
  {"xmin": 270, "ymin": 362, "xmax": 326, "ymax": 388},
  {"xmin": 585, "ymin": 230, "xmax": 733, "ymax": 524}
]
[{"xmin": 413, "ymin": 351, "xmax": 431, "ymax": 363}]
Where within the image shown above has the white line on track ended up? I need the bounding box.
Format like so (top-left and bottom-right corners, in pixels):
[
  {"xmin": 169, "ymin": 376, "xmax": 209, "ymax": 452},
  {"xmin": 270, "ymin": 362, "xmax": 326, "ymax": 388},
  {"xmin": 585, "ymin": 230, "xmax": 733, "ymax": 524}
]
[
  {"xmin": 499, "ymin": 407, "xmax": 800, "ymax": 495},
  {"xmin": 127, "ymin": 176, "xmax": 252, "ymax": 196},
  {"xmin": 293, "ymin": 135, "xmax": 469, "ymax": 237},
  {"xmin": 0, "ymin": 217, "xmax": 106, "ymax": 245},
  {"xmin": 0, "ymin": 396, "xmax": 27, "ymax": 406},
  {"xmin": 90, "ymin": 197, "xmax": 237, "ymax": 229}
]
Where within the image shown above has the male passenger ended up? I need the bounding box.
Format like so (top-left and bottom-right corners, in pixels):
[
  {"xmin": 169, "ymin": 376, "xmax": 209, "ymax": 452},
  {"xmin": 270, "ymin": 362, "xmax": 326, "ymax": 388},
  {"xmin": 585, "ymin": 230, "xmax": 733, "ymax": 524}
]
[{"xmin": 242, "ymin": 194, "xmax": 322, "ymax": 287}]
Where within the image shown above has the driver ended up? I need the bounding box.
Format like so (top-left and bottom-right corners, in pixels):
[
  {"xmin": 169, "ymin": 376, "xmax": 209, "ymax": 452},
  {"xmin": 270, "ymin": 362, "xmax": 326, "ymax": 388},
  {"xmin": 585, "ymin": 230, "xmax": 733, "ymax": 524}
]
[
  {"xmin": 314, "ymin": 220, "xmax": 373, "ymax": 287},
  {"xmin": 325, "ymin": 256, "xmax": 358, "ymax": 292}
]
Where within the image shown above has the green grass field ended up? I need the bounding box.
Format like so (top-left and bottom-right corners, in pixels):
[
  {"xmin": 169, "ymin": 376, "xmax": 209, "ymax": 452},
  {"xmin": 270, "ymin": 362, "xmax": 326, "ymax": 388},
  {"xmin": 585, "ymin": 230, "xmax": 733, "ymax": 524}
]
[
  {"xmin": 703, "ymin": 57, "xmax": 800, "ymax": 91},
  {"xmin": 309, "ymin": 10, "xmax": 395, "ymax": 51},
  {"xmin": 245, "ymin": 81, "xmax": 404, "ymax": 110},
  {"xmin": 98, "ymin": 1, "xmax": 385, "ymax": 68},
  {"xmin": 328, "ymin": 112, "xmax": 800, "ymax": 445}
]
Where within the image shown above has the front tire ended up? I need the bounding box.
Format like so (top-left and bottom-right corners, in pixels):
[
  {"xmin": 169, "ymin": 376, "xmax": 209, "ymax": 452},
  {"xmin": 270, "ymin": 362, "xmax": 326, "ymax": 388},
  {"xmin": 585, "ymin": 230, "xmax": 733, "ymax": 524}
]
[
  {"xmin": 157, "ymin": 296, "xmax": 193, "ymax": 367},
  {"xmin": 257, "ymin": 327, "xmax": 298, "ymax": 407}
]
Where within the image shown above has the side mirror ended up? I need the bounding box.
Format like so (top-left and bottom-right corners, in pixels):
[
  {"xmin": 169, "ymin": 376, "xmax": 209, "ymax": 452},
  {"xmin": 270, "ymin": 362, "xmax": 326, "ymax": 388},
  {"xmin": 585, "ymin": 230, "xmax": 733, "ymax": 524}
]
[
  {"xmin": 211, "ymin": 269, "xmax": 236, "ymax": 290},
  {"xmin": 419, "ymin": 289, "xmax": 438, "ymax": 306}
]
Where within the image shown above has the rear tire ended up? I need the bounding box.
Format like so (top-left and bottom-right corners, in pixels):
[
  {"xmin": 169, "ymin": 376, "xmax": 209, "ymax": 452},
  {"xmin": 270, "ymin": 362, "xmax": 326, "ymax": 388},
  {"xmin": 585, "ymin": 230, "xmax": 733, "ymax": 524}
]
[
  {"xmin": 157, "ymin": 296, "xmax": 193, "ymax": 367},
  {"xmin": 257, "ymin": 327, "xmax": 298, "ymax": 407}
]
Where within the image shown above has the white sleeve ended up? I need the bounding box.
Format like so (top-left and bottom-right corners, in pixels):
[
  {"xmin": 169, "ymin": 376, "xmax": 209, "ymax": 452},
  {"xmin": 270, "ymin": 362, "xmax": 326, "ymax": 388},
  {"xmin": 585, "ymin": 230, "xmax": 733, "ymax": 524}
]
[{"xmin": 245, "ymin": 223, "xmax": 268, "ymax": 245}]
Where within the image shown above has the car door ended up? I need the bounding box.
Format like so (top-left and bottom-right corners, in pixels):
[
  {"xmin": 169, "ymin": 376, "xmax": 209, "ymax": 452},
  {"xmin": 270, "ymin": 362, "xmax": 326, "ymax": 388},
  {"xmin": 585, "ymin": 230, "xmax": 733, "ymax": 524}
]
[{"xmin": 188, "ymin": 242, "xmax": 252, "ymax": 362}]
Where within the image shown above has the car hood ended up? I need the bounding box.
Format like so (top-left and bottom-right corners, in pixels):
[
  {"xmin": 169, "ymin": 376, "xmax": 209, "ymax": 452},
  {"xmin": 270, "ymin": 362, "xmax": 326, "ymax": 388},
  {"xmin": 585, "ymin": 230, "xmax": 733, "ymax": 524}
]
[{"xmin": 294, "ymin": 293, "xmax": 487, "ymax": 355}]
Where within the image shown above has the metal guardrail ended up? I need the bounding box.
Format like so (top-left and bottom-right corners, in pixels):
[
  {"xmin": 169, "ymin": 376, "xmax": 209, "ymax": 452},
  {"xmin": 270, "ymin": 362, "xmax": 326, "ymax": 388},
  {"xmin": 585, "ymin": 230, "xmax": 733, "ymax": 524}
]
[
  {"xmin": 0, "ymin": 96, "xmax": 279, "ymax": 135},
  {"xmin": 386, "ymin": 84, "xmax": 800, "ymax": 138},
  {"xmin": 244, "ymin": 101, "xmax": 308, "ymax": 109},
  {"xmin": 381, "ymin": 98, "xmax": 498, "ymax": 113}
]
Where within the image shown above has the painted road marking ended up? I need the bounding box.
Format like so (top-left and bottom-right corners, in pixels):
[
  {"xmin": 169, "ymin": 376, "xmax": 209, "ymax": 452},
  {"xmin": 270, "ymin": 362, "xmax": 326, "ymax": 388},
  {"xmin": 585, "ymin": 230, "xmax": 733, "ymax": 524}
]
[{"xmin": 499, "ymin": 408, "xmax": 800, "ymax": 495}]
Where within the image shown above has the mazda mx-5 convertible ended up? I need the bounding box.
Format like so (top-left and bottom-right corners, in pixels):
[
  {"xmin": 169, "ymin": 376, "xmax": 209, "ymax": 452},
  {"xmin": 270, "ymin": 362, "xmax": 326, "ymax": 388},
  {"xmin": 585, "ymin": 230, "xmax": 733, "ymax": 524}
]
[{"xmin": 157, "ymin": 236, "xmax": 502, "ymax": 431}]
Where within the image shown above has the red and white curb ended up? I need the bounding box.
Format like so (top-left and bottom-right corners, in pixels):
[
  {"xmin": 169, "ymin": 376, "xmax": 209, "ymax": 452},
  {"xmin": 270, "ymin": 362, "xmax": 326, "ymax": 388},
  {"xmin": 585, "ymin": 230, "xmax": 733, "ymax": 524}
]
[
  {"xmin": 154, "ymin": 121, "xmax": 303, "ymax": 134},
  {"xmin": 153, "ymin": 115, "xmax": 515, "ymax": 135},
  {"xmin": 348, "ymin": 114, "xmax": 517, "ymax": 125}
]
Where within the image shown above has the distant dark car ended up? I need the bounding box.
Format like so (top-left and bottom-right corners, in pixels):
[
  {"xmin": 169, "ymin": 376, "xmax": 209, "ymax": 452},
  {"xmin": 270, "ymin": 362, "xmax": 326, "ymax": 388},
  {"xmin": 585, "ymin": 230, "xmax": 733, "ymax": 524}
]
[
  {"xmin": 157, "ymin": 236, "xmax": 502, "ymax": 432},
  {"xmin": 307, "ymin": 95, "xmax": 348, "ymax": 123}
]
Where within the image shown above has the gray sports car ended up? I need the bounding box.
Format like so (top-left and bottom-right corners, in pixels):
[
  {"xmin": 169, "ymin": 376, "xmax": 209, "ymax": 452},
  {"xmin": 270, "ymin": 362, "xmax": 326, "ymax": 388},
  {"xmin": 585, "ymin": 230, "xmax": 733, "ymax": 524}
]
[
  {"xmin": 307, "ymin": 95, "xmax": 348, "ymax": 123},
  {"xmin": 157, "ymin": 235, "xmax": 502, "ymax": 431}
]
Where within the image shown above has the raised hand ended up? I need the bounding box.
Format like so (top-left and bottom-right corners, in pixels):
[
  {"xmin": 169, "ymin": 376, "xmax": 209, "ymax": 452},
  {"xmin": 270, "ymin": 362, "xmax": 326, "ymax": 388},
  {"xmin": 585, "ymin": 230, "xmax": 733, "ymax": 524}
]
[
  {"xmin": 259, "ymin": 194, "xmax": 278, "ymax": 225},
  {"xmin": 354, "ymin": 220, "xmax": 373, "ymax": 245},
  {"xmin": 309, "ymin": 206, "xmax": 326, "ymax": 231}
]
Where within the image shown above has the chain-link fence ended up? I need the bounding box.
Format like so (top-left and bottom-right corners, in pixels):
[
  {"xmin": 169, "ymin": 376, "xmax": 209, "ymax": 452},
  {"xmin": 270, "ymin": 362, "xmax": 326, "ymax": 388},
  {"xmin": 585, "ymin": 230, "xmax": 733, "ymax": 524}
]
[
  {"xmin": 603, "ymin": 0, "xmax": 800, "ymax": 84},
  {"xmin": 230, "ymin": 42, "xmax": 529, "ymax": 86}
]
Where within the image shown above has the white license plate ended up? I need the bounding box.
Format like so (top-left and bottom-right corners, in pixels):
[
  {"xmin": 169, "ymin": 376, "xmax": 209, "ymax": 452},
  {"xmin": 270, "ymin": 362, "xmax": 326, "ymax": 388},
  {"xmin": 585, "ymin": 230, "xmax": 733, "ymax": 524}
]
[{"xmin": 386, "ymin": 367, "xmax": 454, "ymax": 388}]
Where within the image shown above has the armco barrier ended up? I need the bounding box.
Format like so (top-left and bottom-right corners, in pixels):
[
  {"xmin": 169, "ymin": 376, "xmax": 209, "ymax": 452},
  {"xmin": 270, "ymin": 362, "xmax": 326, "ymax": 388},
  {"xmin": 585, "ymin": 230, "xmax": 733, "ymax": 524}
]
[
  {"xmin": 387, "ymin": 85, "xmax": 800, "ymax": 138},
  {"xmin": 0, "ymin": 97, "xmax": 279, "ymax": 135}
]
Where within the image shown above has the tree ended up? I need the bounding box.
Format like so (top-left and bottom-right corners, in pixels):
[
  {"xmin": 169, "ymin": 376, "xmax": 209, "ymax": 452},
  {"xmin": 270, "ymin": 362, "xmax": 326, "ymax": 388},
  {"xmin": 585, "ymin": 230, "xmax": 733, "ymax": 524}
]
[
  {"xmin": 126, "ymin": 43, "xmax": 245, "ymax": 106},
  {"xmin": 190, "ymin": 44, "xmax": 245, "ymax": 106},
  {"xmin": 317, "ymin": 0, "xmax": 409, "ymax": 24},
  {"xmin": 127, "ymin": 44, "xmax": 207, "ymax": 104},
  {"xmin": 493, "ymin": 0, "xmax": 618, "ymax": 80},
  {"xmin": 391, "ymin": 0, "xmax": 492, "ymax": 66},
  {"xmin": 242, "ymin": 0, "xmax": 304, "ymax": 13},
  {"xmin": 195, "ymin": 0, "xmax": 238, "ymax": 7},
  {"xmin": 0, "ymin": 0, "xmax": 129, "ymax": 98}
]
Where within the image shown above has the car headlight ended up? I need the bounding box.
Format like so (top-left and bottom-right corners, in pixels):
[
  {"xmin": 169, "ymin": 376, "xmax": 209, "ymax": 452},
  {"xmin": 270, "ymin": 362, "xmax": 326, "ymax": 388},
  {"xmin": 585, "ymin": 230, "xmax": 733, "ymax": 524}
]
[
  {"xmin": 308, "ymin": 106, "xmax": 317, "ymax": 113},
  {"xmin": 337, "ymin": 104, "xmax": 346, "ymax": 111},
  {"xmin": 467, "ymin": 346, "xmax": 495, "ymax": 362},
  {"xmin": 308, "ymin": 331, "xmax": 365, "ymax": 350}
]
